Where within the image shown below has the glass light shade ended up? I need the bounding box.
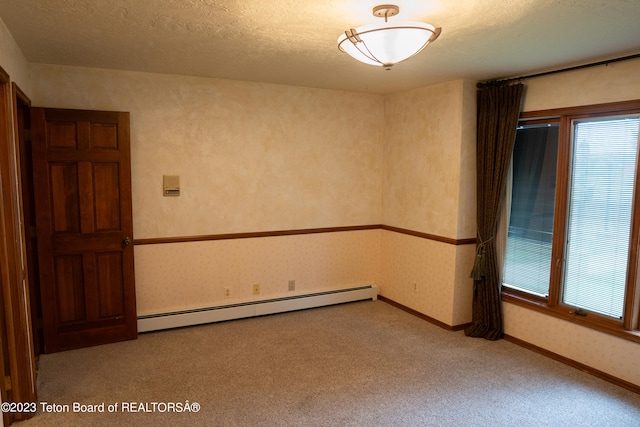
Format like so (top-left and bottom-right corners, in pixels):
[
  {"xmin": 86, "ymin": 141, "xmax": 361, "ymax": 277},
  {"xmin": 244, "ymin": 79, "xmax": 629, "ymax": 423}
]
[{"xmin": 338, "ymin": 22, "xmax": 440, "ymax": 69}]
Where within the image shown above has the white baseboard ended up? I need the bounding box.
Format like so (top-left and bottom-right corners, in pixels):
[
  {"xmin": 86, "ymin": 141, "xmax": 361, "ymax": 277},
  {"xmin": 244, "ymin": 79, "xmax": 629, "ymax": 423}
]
[{"xmin": 137, "ymin": 285, "xmax": 378, "ymax": 332}]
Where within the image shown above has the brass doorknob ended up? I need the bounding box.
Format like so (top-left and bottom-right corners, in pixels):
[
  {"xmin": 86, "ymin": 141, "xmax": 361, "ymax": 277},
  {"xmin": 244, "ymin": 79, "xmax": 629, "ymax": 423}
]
[{"xmin": 123, "ymin": 237, "xmax": 131, "ymax": 246}]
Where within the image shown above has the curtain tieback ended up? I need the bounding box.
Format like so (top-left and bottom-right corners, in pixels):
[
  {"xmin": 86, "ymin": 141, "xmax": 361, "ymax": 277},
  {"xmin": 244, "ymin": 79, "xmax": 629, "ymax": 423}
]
[{"xmin": 469, "ymin": 233, "xmax": 494, "ymax": 280}]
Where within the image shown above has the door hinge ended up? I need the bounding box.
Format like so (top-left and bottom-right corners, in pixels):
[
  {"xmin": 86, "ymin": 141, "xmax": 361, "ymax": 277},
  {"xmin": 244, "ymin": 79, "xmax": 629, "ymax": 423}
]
[{"xmin": 4, "ymin": 375, "xmax": 11, "ymax": 391}]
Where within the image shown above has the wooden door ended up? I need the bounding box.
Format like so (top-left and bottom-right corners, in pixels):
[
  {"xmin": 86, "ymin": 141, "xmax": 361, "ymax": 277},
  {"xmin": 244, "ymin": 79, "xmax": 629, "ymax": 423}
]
[{"xmin": 31, "ymin": 108, "xmax": 137, "ymax": 353}]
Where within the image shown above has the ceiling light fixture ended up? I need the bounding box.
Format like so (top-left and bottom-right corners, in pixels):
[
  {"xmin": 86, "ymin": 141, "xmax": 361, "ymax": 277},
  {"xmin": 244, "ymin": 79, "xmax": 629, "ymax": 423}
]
[{"xmin": 338, "ymin": 4, "xmax": 441, "ymax": 70}]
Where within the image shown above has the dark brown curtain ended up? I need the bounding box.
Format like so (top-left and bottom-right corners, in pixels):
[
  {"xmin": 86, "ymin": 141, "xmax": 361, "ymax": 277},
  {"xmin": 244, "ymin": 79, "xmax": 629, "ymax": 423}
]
[{"xmin": 465, "ymin": 82, "xmax": 524, "ymax": 340}]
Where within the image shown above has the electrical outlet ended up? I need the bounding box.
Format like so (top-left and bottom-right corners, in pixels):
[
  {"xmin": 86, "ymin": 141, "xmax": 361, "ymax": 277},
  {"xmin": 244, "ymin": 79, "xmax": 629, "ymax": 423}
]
[
  {"xmin": 224, "ymin": 287, "xmax": 230, "ymax": 298},
  {"xmin": 253, "ymin": 284, "xmax": 260, "ymax": 295},
  {"xmin": 288, "ymin": 280, "xmax": 296, "ymax": 291},
  {"xmin": 413, "ymin": 283, "xmax": 418, "ymax": 293}
]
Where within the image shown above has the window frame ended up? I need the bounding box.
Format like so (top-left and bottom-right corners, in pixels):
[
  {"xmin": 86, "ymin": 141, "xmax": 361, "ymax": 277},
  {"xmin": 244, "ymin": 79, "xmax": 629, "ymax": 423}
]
[{"xmin": 501, "ymin": 99, "xmax": 640, "ymax": 344}]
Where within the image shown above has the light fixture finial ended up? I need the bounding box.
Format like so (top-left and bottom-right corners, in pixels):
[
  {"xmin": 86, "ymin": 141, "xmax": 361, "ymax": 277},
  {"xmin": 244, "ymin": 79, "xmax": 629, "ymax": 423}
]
[{"xmin": 372, "ymin": 4, "xmax": 399, "ymax": 22}]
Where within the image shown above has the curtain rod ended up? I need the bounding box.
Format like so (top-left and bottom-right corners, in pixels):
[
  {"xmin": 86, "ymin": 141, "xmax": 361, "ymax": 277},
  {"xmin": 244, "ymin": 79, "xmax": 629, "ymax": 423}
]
[{"xmin": 478, "ymin": 52, "xmax": 640, "ymax": 88}]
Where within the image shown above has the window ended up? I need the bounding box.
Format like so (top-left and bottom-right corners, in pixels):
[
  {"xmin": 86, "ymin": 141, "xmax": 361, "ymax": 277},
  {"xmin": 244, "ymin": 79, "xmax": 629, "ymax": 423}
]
[
  {"xmin": 502, "ymin": 100, "xmax": 640, "ymax": 341},
  {"xmin": 564, "ymin": 117, "xmax": 638, "ymax": 319},
  {"xmin": 503, "ymin": 122, "xmax": 559, "ymax": 297}
]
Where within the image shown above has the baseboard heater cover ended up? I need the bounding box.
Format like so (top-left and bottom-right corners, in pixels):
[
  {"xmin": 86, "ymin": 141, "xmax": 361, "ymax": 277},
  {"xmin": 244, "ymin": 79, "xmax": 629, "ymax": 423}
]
[{"xmin": 137, "ymin": 285, "xmax": 378, "ymax": 333}]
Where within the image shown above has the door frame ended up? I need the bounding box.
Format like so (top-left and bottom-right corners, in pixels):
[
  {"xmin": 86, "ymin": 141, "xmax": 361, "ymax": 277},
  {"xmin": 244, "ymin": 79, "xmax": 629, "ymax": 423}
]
[
  {"xmin": 0, "ymin": 67, "xmax": 37, "ymax": 424},
  {"xmin": 12, "ymin": 83, "xmax": 42, "ymax": 356}
]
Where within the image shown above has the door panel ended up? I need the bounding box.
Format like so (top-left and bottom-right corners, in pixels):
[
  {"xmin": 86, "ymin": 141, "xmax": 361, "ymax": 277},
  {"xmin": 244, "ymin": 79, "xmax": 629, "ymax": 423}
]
[
  {"xmin": 50, "ymin": 162, "xmax": 80, "ymax": 232},
  {"xmin": 55, "ymin": 255, "xmax": 85, "ymax": 323},
  {"xmin": 31, "ymin": 107, "xmax": 136, "ymax": 353},
  {"xmin": 91, "ymin": 123, "xmax": 119, "ymax": 149},
  {"xmin": 96, "ymin": 252, "xmax": 125, "ymax": 317},
  {"xmin": 93, "ymin": 163, "xmax": 121, "ymax": 230},
  {"xmin": 47, "ymin": 121, "xmax": 77, "ymax": 148}
]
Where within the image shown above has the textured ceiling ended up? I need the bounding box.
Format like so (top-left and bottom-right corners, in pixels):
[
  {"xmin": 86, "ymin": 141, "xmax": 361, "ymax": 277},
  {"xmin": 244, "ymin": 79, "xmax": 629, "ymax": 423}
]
[{"xmin": 1, "ymin": 0, "xmax": 639, "ymax": 94}]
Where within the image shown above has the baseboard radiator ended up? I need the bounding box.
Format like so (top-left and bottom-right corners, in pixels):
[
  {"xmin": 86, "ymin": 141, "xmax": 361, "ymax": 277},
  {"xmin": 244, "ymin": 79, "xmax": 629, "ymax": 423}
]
[{"xmin": 137, "ymin": 285, "xmax": 378, "ymax": 333}]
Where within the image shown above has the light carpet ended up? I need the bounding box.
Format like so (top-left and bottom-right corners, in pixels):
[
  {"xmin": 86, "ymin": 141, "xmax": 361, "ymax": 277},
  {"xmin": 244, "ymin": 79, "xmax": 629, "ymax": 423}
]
[{"xmin": 21, "ymin": 300, "xmax": 640, "ymax": 426}]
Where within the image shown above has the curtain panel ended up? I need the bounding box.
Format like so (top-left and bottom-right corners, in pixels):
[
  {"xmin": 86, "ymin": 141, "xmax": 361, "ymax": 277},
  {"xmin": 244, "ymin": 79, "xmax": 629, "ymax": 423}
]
[{"xmin": 466, "ymin": 82, "xmax": 524, "ymax": 340}]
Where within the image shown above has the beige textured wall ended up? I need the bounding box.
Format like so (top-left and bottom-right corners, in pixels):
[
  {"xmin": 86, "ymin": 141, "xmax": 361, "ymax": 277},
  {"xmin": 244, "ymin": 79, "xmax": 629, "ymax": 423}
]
[
  {"xmin": 380, "ymin": 231, "xmax": 457, "ymax": 324},
  {"xmin": 456, "ymin": 80, "xmax": 477, "ymax": 239},
  {"xmin": 523, "ymin": 57, "xmax": 640, "ymax": 111},
  {"xmin": 29, "ymin": 64, "xmax": 384, "ymax": 238},
  {"xmin": 28, "ymin": 65, "xmax": 475, "ymax": 327},
  {"xmin": 504, "ymin": 304, "xmax": 640, "ymax": 386},
  {"xmin": 0, "ymin": 16, "xmax": 30, "ymax": 92},
  {"xmin": 450, "ymin": 80, "xmax": 477, "ymax": 326},
  {"xmin": 505, "ymin": 57, "xmax": 640, "ymax": 386},
  {"xmin": 28, "ymin": 64, "xmax": 386, "ymax": 312},
  {"xmin": 136, "ymin": 230, "xmax": 381, "ymax": 315},
  {"xmin": 379, "ymin": 79, "xmax": 476, "ymax": 326},
  {"xmin": 382, "ymin": 79, "xmax": 475, "ymax": 238}
]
